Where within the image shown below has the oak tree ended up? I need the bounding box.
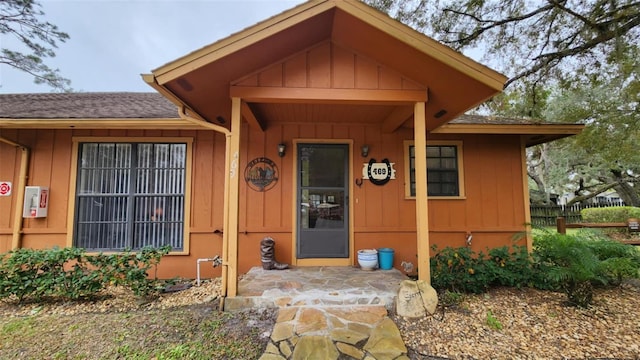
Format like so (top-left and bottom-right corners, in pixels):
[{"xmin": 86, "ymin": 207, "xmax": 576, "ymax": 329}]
[{"xmin": 367, "ymin": 0, "xmax": 640, "ymax": 89}]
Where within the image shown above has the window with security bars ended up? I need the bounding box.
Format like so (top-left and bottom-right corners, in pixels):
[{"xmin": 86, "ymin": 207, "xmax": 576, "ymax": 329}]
[
  {"xmin": 409, "ymin": 145, "xmax": 460, "ymax": 197},
  {"xmin": 74, "ymin": 142, "xmax": 186, "ymax": 251}
]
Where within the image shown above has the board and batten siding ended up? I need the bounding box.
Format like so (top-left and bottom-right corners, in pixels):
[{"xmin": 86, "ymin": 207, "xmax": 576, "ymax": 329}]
[
  {"xmin": 237, "ymin": 122, "xmax": 528, "ymax": 275},
  {"xmin": 0, "ymin": 126, "xmax": 527, "ymax": 277}
]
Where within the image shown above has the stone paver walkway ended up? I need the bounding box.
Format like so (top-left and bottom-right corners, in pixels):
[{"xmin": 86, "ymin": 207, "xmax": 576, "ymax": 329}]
[
  {"xmin": 225, "ymin": 267, "xmax": 409, "ymax": 360},
  {"xmin": 260, "ymin": 305, "xmax": 408, "ymax": 360}
]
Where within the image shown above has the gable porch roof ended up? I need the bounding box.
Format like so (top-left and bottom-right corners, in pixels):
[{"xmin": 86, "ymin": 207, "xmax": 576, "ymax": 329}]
[{"xmin": 142, "ymin": 0, "xmax": 507, "ymax": 131}]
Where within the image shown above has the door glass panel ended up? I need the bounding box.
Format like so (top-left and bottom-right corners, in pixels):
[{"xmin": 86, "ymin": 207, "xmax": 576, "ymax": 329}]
[
  {"xmin": 300, "ymin": 146, "xmax": 346, "ymax": 188},
  {"xmin": 297, "ymin": 144, "xmax": 349, "ymax": 258},
  {"xmin": 300, "ymin": 189, "xmax": 345, "ymax": 229}
]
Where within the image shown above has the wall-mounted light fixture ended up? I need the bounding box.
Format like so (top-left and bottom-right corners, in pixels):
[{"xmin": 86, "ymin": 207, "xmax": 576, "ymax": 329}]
[
  {"xmin": 278, "ymin": 143, "xmax": 286, "ymax": 157},
  {"xmin": 361, "ymin": 144, "xmax": 369, "ymax": 158}
]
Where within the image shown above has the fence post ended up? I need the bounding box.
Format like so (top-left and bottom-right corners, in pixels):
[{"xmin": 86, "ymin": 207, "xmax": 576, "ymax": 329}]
[{"xmin": 557, "ymin": 216, "xmax": 566, "ymax": 234}]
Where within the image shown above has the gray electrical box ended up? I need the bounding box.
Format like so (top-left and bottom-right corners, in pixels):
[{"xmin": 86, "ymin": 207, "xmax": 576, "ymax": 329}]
[{"xmin": 23, "ymin": 186, "xmax": 49, "ymax": 218}]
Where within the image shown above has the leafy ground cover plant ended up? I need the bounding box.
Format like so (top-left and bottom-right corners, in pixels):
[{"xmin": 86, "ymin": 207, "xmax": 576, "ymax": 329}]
[
  {"xmin": 533, "ymin": 230, "xmax": 640, "ymax": 307},
  {"xmin": 430, "ymin": 244, "xmax": 534, "ymax": 294},
  {"xmin": 533, "ymin": 232, "xmax": 603, "ymax": 307},
  {"xmin": 430, "ymin": 245, "xmax": 491, "ymax": 294},
  {"xmin": 431, "ymin": 230, "xmax": 640, "ymax": 307},
  {"xmin": 0, "ymin": 246, "xmax": 171, "ymax": 303}
]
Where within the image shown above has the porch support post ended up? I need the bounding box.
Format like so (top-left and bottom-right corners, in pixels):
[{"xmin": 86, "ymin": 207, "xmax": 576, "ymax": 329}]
[
  {"xmin": 413, "ymin": 101, "xmax": 431, "ymax": 283},
  {"xmin": 520, "ymin": 138, "xmax": 533, "ymax": 252},
  {"xmin": 225, "ymin": 97, "xmax": 242, "ymax": 297}
]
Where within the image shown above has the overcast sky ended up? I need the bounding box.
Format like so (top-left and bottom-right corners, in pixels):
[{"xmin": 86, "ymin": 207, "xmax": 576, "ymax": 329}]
[{"xmin": 0, "ymin": 0, "xmax": 305, "ymax": 94}]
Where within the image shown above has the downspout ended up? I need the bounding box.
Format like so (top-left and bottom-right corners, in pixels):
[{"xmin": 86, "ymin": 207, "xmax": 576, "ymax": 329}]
[
  {"xmin": 177, "ymin": 105, "xmax": 233, "ymax": 310},
  {"xmin": 179, "ymin": 106, "xmax": 234, "ymax": 310},
  {"xmin": 219, "ymin": 134, "xmax": 232, "ymax": 310},
  {"xmin": 0, "ymin": 136, "xmax": 30, "ymax": 250},
  {"xmin": 143, "ymin": 73, "xmax": 234, "ymax": 310}
]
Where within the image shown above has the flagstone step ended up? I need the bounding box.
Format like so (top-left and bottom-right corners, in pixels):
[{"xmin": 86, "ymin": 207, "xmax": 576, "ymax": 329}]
[
  {"xmin": 259, "ymin": 305, "xmax": 408, "ymax": 360},
  {"xmin": 226, "ymin": 266, "xmax": 406, "ymax": 311},
  {"xmin": 224, "ymin": 289, "xmax": 396, "ymax": 311}
]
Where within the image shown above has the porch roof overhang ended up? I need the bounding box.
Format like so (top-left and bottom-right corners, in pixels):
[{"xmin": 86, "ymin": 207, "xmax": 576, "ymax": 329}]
[
  {"xmin": 143, "ymin": 0, "xmax": 507, "ymax": 131},
  {"xmin": 432, "ymin": 122, "xmax": 586, "ymax": 147}
]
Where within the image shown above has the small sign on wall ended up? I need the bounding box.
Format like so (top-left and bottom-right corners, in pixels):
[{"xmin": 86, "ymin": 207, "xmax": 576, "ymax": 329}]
[
  {"xmin": 362, "ymin": 158, "xmax": 396, "ymax": 186},
  {"xmin": 0, "ymin": 181, "xmax": 11, "ymax": 196}
]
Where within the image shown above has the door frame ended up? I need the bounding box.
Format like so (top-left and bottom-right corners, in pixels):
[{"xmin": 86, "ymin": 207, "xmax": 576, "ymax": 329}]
[{"xmin": 291, "ymin": 139, "xmax": 354, "ymax": 266}]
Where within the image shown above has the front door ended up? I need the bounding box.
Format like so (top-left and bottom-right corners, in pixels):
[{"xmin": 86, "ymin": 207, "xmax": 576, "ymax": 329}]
[{"xmin": 297, "ymin": 144, "xmax": 349, "ymax": 258}]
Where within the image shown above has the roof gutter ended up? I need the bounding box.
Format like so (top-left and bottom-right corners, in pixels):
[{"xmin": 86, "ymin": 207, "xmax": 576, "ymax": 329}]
[
  {"xmin": 0, "ymin": 136, "xmax": 30, "ymax": 250},
  {"xmin": 178, "ymin": 106, "xmax": 230, "ymax": 136}
]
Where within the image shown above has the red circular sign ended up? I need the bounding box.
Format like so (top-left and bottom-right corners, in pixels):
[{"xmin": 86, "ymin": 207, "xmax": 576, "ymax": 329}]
[{"xmin": 0, "ymin": 182, "xmax": 11, "ymax": 196}]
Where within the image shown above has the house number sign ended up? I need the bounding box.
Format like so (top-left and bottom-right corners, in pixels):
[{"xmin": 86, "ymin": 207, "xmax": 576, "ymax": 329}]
[
  {"xmin": 245, "ymin": 157, "xmax": 279, "ymax": 192},
  {"xmin": 362, "ymin": 158, "xmax": 396, "ymax": 186}
]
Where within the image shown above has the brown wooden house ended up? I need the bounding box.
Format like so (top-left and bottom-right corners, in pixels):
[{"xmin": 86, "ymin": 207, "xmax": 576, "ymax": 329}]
[{"xmin": 0, "ymin": 0, "xmax": 582, "ymax": 298}]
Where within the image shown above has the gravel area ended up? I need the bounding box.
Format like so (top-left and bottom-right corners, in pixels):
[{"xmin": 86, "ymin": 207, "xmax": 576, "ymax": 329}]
[
  {"xmin": 0, "ymin": 278, "xmax": 223, "ymax": 318},
  {"xmin": 2, "ymin": 279, "xmax": 639, "ymax": 359},
  {"xmin": 392, "ymin": 283, "xmax": 640, "ymax": 360}
]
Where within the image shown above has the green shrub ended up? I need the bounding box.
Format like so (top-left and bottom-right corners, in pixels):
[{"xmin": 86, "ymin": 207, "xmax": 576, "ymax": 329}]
[
  {"xmin": 88, "ymin": 246, "xmax": 171, "ymax": 297},
  {"xmin": 486, "ymin": 245, "xmax": 533, "ymax": 288},
  {"xmin": 584, "ymin": 237, "xmax": 640, "ymax": 285},
  {"xmin": 581, "ymin": 206, "xmax": 640, "ymax": 223},
  {"xmin": 533, "ymin": 233, "xmax": 603, "ymax": 307},
  {"xmin": 0, "ymin": 246, "xmax": 171, "ymax": 303},
  {"xmin": 430, "ymin": 246, "xmax": 491, "ymax": 294},
  {"xmin": 431, "ymin": 244, "xmax": 534, "ymax": 294},
  {"xmin": 0, "ymin": 247, "xmax": 103, "ymax": 302},
  {"xmin": 532, "ymin": 231, "xmax": 640, "ymax": 307},
  {"xmin": 430, "ymin": 230, "xmax": 640, "ymax": 307}
]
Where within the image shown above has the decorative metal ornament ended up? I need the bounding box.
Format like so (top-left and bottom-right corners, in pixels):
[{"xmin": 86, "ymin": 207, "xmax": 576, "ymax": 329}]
[{"xmin": 245, "ymin": 157, "xmax": 279, "ymax": 192}]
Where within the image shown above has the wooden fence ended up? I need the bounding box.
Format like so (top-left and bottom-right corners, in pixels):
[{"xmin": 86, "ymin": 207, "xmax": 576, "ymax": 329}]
[{"xmin": 530, "ymin": 200, "xmax": 626, "ymax": 227}]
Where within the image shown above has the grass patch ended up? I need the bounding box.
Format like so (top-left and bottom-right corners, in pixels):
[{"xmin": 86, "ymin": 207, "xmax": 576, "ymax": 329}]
[
  {"xmin": 485, "ymin": 310, "xmax": 503, "ymax": 330},
  {"xmin": 0, "ymin": 305, "xmax": 274, "ymax": 360}
]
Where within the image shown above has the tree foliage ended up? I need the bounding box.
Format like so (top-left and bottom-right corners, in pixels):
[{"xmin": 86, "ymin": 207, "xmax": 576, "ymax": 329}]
[
  {"xmin": 366, "ymin": 0, "xmax": 640, "ymax": 89},
  {"xmin": 543, "ymin": 46, "xmax": 640, "ymax": 205},
  {"xmin": 0, "ymin": 0, "xmax": 70, "ymax": 91},
  {"xmin": 367, "ymin": 0, "xmax": 640, "ymax": 205}
]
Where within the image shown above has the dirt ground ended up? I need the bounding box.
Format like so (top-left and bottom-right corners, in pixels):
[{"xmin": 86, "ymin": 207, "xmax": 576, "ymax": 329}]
[
  {"xmin": 1, "ymin": 278, "xmax": 640, "ymax": 359},
  {"xmin": 0, "ymin": 279, "xmax": 276, "ymax": 360}
]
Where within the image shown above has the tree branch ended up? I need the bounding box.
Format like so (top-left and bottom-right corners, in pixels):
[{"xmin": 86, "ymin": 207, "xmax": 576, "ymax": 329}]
[{"xmin": 442, "ymin": 4, "xmax": 556, "ymax": 45}]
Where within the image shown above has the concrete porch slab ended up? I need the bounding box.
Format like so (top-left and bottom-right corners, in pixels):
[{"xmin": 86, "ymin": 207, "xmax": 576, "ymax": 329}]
[{"xmin": 224, "ymin": 266, "xmax": 406, "ymax": 311}]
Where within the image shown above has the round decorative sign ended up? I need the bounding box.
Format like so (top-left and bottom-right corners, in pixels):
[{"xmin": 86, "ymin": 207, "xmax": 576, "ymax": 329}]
[
  {"xmin": 245, "ymin": 157, "xmax": 279, "ymax": 192},
  {"xmin": 0, "ymin": 182, "xmax": 11, "ymax": 196}
]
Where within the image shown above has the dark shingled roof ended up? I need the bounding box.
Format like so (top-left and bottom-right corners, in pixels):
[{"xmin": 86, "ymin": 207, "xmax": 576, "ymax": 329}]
[
  {"xmin": 0, "ymin": 92, "xmax": 546, "ymax": 126},
  {"xmin": 0, "ymin": 92, "xmax": 178, "ymax": 119},
  {"xmin": 450, "ymin": 113, "xmax": 543, "ymax": 125}
]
